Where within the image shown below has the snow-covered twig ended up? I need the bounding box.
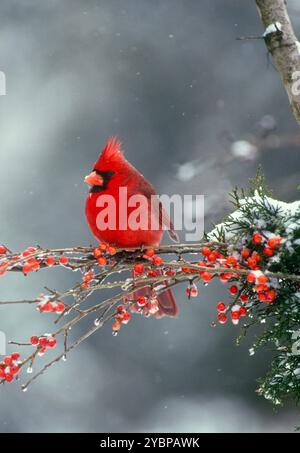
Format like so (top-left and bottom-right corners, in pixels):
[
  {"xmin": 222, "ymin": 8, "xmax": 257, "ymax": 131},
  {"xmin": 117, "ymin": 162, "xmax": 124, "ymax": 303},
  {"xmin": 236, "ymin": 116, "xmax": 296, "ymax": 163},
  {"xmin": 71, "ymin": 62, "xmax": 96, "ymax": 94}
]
[{"xmin": 256, "ymin": 0, "xmax": 300, "ymax": 125}]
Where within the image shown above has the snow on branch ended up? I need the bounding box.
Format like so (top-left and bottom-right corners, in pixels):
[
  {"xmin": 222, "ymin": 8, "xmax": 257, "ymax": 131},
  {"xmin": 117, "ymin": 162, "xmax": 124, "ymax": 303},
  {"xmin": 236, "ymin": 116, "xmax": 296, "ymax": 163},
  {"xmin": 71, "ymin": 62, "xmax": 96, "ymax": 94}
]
[
  {"xmin": 256, "ymin": 0, "xmax": 300, "ymax": 125},
  {"xmin": 0, "ymin": 182, "xmax": 299, "ymax": 413}
]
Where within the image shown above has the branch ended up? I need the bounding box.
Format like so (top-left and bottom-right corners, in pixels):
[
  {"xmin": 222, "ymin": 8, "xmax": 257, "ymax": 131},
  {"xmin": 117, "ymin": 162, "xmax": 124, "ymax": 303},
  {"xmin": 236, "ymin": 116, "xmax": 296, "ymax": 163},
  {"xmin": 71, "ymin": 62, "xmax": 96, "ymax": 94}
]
[{"xmin": 256, "ymin": 0, "xmax": 300, "ymax": 125}]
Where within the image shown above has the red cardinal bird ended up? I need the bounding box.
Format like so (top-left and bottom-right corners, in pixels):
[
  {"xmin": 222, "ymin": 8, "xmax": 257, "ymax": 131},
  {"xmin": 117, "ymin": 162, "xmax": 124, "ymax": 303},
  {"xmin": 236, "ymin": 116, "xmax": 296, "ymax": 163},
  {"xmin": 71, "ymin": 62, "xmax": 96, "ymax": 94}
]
[{"xmin": 85, "ymin": 136, "xmax": 179, "ymax": 317}]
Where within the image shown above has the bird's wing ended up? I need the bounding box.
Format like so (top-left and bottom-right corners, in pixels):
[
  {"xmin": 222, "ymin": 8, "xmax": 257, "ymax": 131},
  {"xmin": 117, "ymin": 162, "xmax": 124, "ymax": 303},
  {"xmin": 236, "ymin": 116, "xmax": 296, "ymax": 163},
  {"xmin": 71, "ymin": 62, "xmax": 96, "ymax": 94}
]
[{"xmin": 135, "ymin": 177, "xmax": 179, "ymax": 243}]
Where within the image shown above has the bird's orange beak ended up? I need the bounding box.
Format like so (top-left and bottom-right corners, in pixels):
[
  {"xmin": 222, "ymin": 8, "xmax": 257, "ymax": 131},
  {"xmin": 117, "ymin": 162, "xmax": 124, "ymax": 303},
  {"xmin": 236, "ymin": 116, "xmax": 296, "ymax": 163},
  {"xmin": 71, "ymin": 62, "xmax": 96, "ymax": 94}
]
[{"xmin": 84, "ymin": 171, "xmax": 104, "ymax": 186}]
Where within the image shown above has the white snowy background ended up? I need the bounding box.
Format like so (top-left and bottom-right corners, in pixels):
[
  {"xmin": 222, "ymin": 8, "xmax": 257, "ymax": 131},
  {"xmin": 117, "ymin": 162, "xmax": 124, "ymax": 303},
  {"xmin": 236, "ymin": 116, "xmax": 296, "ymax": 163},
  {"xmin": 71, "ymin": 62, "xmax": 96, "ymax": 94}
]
[{"xmin": 0, "ymin": 0, "xmax": 299, "ymax": 433}]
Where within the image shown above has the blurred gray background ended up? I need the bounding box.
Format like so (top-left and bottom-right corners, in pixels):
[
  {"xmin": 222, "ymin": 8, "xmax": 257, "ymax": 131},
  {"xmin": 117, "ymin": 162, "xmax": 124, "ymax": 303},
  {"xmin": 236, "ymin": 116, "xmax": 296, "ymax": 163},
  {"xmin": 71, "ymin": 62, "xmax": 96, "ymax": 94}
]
[{"xmin": 0, "ymin": 0, "xmax": 300, "ymax": 433}]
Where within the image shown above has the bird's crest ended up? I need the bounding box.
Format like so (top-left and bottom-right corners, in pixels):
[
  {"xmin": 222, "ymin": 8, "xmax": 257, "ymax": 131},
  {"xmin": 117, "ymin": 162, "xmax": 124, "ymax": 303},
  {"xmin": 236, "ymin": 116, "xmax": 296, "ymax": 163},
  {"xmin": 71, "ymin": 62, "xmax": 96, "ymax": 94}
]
[{"xmin": 94, "ymin": 136, "xmax": 125, "ymax": 171}]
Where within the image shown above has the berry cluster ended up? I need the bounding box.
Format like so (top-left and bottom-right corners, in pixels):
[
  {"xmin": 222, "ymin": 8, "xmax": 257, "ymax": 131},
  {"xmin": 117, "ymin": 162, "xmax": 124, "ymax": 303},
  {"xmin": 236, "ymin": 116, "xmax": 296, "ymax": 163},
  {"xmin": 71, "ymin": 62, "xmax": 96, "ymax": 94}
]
[
  {"xmin": 30, "ymin": 334, "xmax": 57, "ymax": 355},
  {"xmin": 0, "ymin": 353, "xmax": 21, "ymax": 382},
  {"xmin": 93, "ymin": 243, "xmax": 117, "ymax": 267},
  {"xmin": 36, "ymin": 294, "xmax": 65, "ymax": 314}
]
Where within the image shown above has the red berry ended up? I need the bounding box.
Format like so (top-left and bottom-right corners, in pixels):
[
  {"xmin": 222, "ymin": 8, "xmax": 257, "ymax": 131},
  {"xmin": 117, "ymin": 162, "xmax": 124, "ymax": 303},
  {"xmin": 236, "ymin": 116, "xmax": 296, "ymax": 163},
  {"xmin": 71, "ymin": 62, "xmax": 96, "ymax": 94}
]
[
  {"xmin": 39, "ymin": 337, "xmax": 47, "ymax": 347},
  {"xmin": 5, "ymin": 373, "xmax": 13, "ymax": 382},
  {"xmin": 229, "ymin": 285, "xmax": 238, "ymax": 295},
  {"xmin": 0, "ymin": 245, "xmax": 7, "ymax": 254},
  {"xmin": 11, "ymin": 352, "xmax": 20, "ymax": 361},
  {"xmin": 252, "ymin": 232, "xmax": 263, "ymax": 244},
  {"xmin": 153, "ymin": 255, "xmax": 163, "ymax": 266},
  {"xmin": 202, "ymin": 271, "xmax": 212, "ymax": 282},
  {"xmin": 99, "ymin": 243, "xmax": 107, "ymax": 250},
  {"xmin": 226, "ymin": 255, "xmax": 238, "ymax": 266},
  {"xmin": 257, "ymin": 274, "xmax": 268, "ymax": 285},
  {"xmin": 45, "ymin": 256, "xmax": 56, "ymax": 266},
  {"xmin": 97, "ymin": 257, "xmax": 107, "ymax": 266},
  {"xmin": 93, "ymin": 248, "xmax": 102, "ymax": 258},
  {"xmin": 133, "ymin": 263, "xmax": 144, "ymax": 274},
  {"xmin": 145, "ymin": 249, "xmax": 155, "ymax": 258},
  {"xmin": 22, "ymin": 263, "xmax": 32, "ymax": 274},
  {"xmin": 4, "ymin": 356, "xmax": 12, "ymax": 366},
  {"xmin": 47, "ymin": 337, "xmax": 57, "ymax": 348},
  {"xmin": 239, "ymin": 306, "xmax": 247, "ymax": 317},
  {"xmin": 208, "ymin": 252, "xmax": 217, "ymax": 263},
  {"xmin": 137, "ymin": 296, "xmax": 147, "ymax": 307},
  {"xmin": 231, "ymin": 310, "xmax": 240, "ymax": 320},
  {"xmin": 121, "ymin": 311, "xmax": 131, "ymax": 324},
  {"xmin": 217, "ymin": 313, "xmax": 227, "ymax": 324},
  {"xmin": 30, "ymin": 335, "xmax": 39, "ymax": 345},
  {"xmin": 148, "ymin": 270, "xmax": 158, "ymax": 277},
  {"xmin": 108, "ymin": 246, "xmax": 117, "ymax": 255},
  {"xmin": 201, "ymin": 247, "xmax": 211, "ymax": 257},
  {"xmin": 55, "ymin": 302, "xmax": 65, "ymax": 313},
  {"xmin": 216, "ymin": 302, "xmax": 226, "ymax": 312},
  {"xmin": 266, "ymin": 289, "xmax": 276, "ymax": 302},
  {"xmin": 263, "ymin": 247, "xmax": 274, "ymax": 257},
  {"xmin": 10, "ymin": 365, "xmax": 20, "ymax": 375},
  {"xmin": 267, "ymin": 236, "xmax": 282, "ymax": 248},
  {"xmin": 240, "ymin": 294, "xmax": 249, "ymax": 303},
  {"xmin": 59, "ymin": 255, "xmax": 69, "ymax": 265},
  {"xmin": 247, "ymin": 273, "xmax": 256, "ymax": 283},
  {"xmin": 241, "ymin": 248, "xmax": 250, "ymax": 259}
]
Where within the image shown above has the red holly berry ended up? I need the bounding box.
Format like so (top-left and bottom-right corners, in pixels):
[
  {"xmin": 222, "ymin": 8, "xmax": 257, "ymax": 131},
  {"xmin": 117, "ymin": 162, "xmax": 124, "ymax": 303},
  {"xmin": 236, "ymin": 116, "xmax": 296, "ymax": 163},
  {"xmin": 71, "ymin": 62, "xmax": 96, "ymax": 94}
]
[
  {"xmin": 5, "ymin": 373, "xmax": 13, "ymax": 382},
  {"xmin": 202, "ymin": 271, "xmax": 212, "ymax": 282},
  {"xmin": 99, "ymin": 243, "xmax": 107, "ymax": 250},
  {"xmin": 217, "ymin": 313, "xmax": 228, "ymax": 324},
  {"xmin": 257, "ymin": 274, "xmax": 268, "ymax": 285},
  {"xmin": 55, "ymin": 302, "xmax": 65, "ymax": 313},
  {"xmin": 148, "ymin": 270, "xmax": 158, "ymax": 277},
  {"xmin": 263, "ymin": 247, "xmax": 274, "ymax": 257},
  {"xmin": 83, "ymin": 271, "xmax": 94, "ymax": 282},
  {"xmin": 145, "ymin": 249, "xmax": 155, "ymax": 258},
  {"xmin": 265, "ymin": 289, "xmax": 276, "ymax": 302},
  {"xmin": 247, "ymin": 273, "xmax": 256, "ymax": 283},
  {"xmin": 208, "ymin": 252, "xmax": 217, "ymax": 263},
  {"xmin": 239, "ymin": 306, "xmax": 247, "ymax": 317},
  {"xmin": 231, "ymin": 310, "xmax": 240, "ymax": 320},
  {"xmin": 10, "ymin": 365, "xmax": 20, "ymax": 375},
  {"xmin": 11, "ymin": 352, "xmax": 20, "ymax": 361},
  {"xmin": 97, "ymin": 257, "xmax": 107, "ymax": 266},
  {"xmin": 201, "ymin": 247, "xmax": 211, "ymax": 257},
  {"xmin": 38, "ymin": 337, "xmax": 47, "ymax": 347},
  {"xmin": 0, "ymin": 245, "xmax": 7, "ymax": 254},
  {"xmin": 59, "ymin": 256, "xmax": 69, "ymax": 265},
  {"xmin": 93, "ymin": 247, "xmax": 102, "ymax": 258},
  {"xmin": 153, "ymin": 255, "xmax": 163, "ymax": 266},
  {"xmin": 47, "ymin": 337, "xmax": 57, "ymax": 348},
  {"xmin": 216, "ymin": 302, "xmax": 226, "ymax": 312},
  {"xmin": 229, "ymin": 285, "xmax": 238, "ymax": 295},
  {"xmin": 226, "ymin": 255, "xmax": 238, "ymax": 266},
  {"xmin": 137, "ymin": 296, "xmax": 147, "ymax": 307},
  {"xmin": 45, "ymin": 256, "xmax": 56, "ymax": 266},
  {"xmin": 22, "ymin": 263, "xmax": 33, "ymax": 274},
  {"xmin": 121, "ymin": 311, "xmax": 131, "ymax": 324},
  {"xmin": 30, "ymin": 336, "xmax": 39, "ymax": 345},
  {"xmin": 133, "ymin": 263, "xmax": 144, "ymax": 274},
  {"xmin": 241, "ymin": 248, "xmax": 250, "ymax": 259},
  {"xmin": 107, "ymin": 246, "xmax": 117, "ymax": 255},
  {"xmin": 240, "ymin": 294, "xmax": 249, "ymax": 303},
  {"xmin": 4, "ymin": 356, "xmax": 12, "ymax": 366},
  {"xmin": 267, "ymin": 236, "xmax": 282, "ymax": 249},
  {"xmin": 252, "ymin": 232, "xmax": 263, "ymax": 244}
]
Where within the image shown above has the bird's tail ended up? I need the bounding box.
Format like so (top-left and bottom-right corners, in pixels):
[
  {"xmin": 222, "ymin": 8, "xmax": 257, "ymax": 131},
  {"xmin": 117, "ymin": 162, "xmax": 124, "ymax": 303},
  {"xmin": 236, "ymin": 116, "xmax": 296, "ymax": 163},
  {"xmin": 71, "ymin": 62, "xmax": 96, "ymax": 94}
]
[{"xmin": 130, "ymin": 269, "xmax": 178, "ymax": 317}]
